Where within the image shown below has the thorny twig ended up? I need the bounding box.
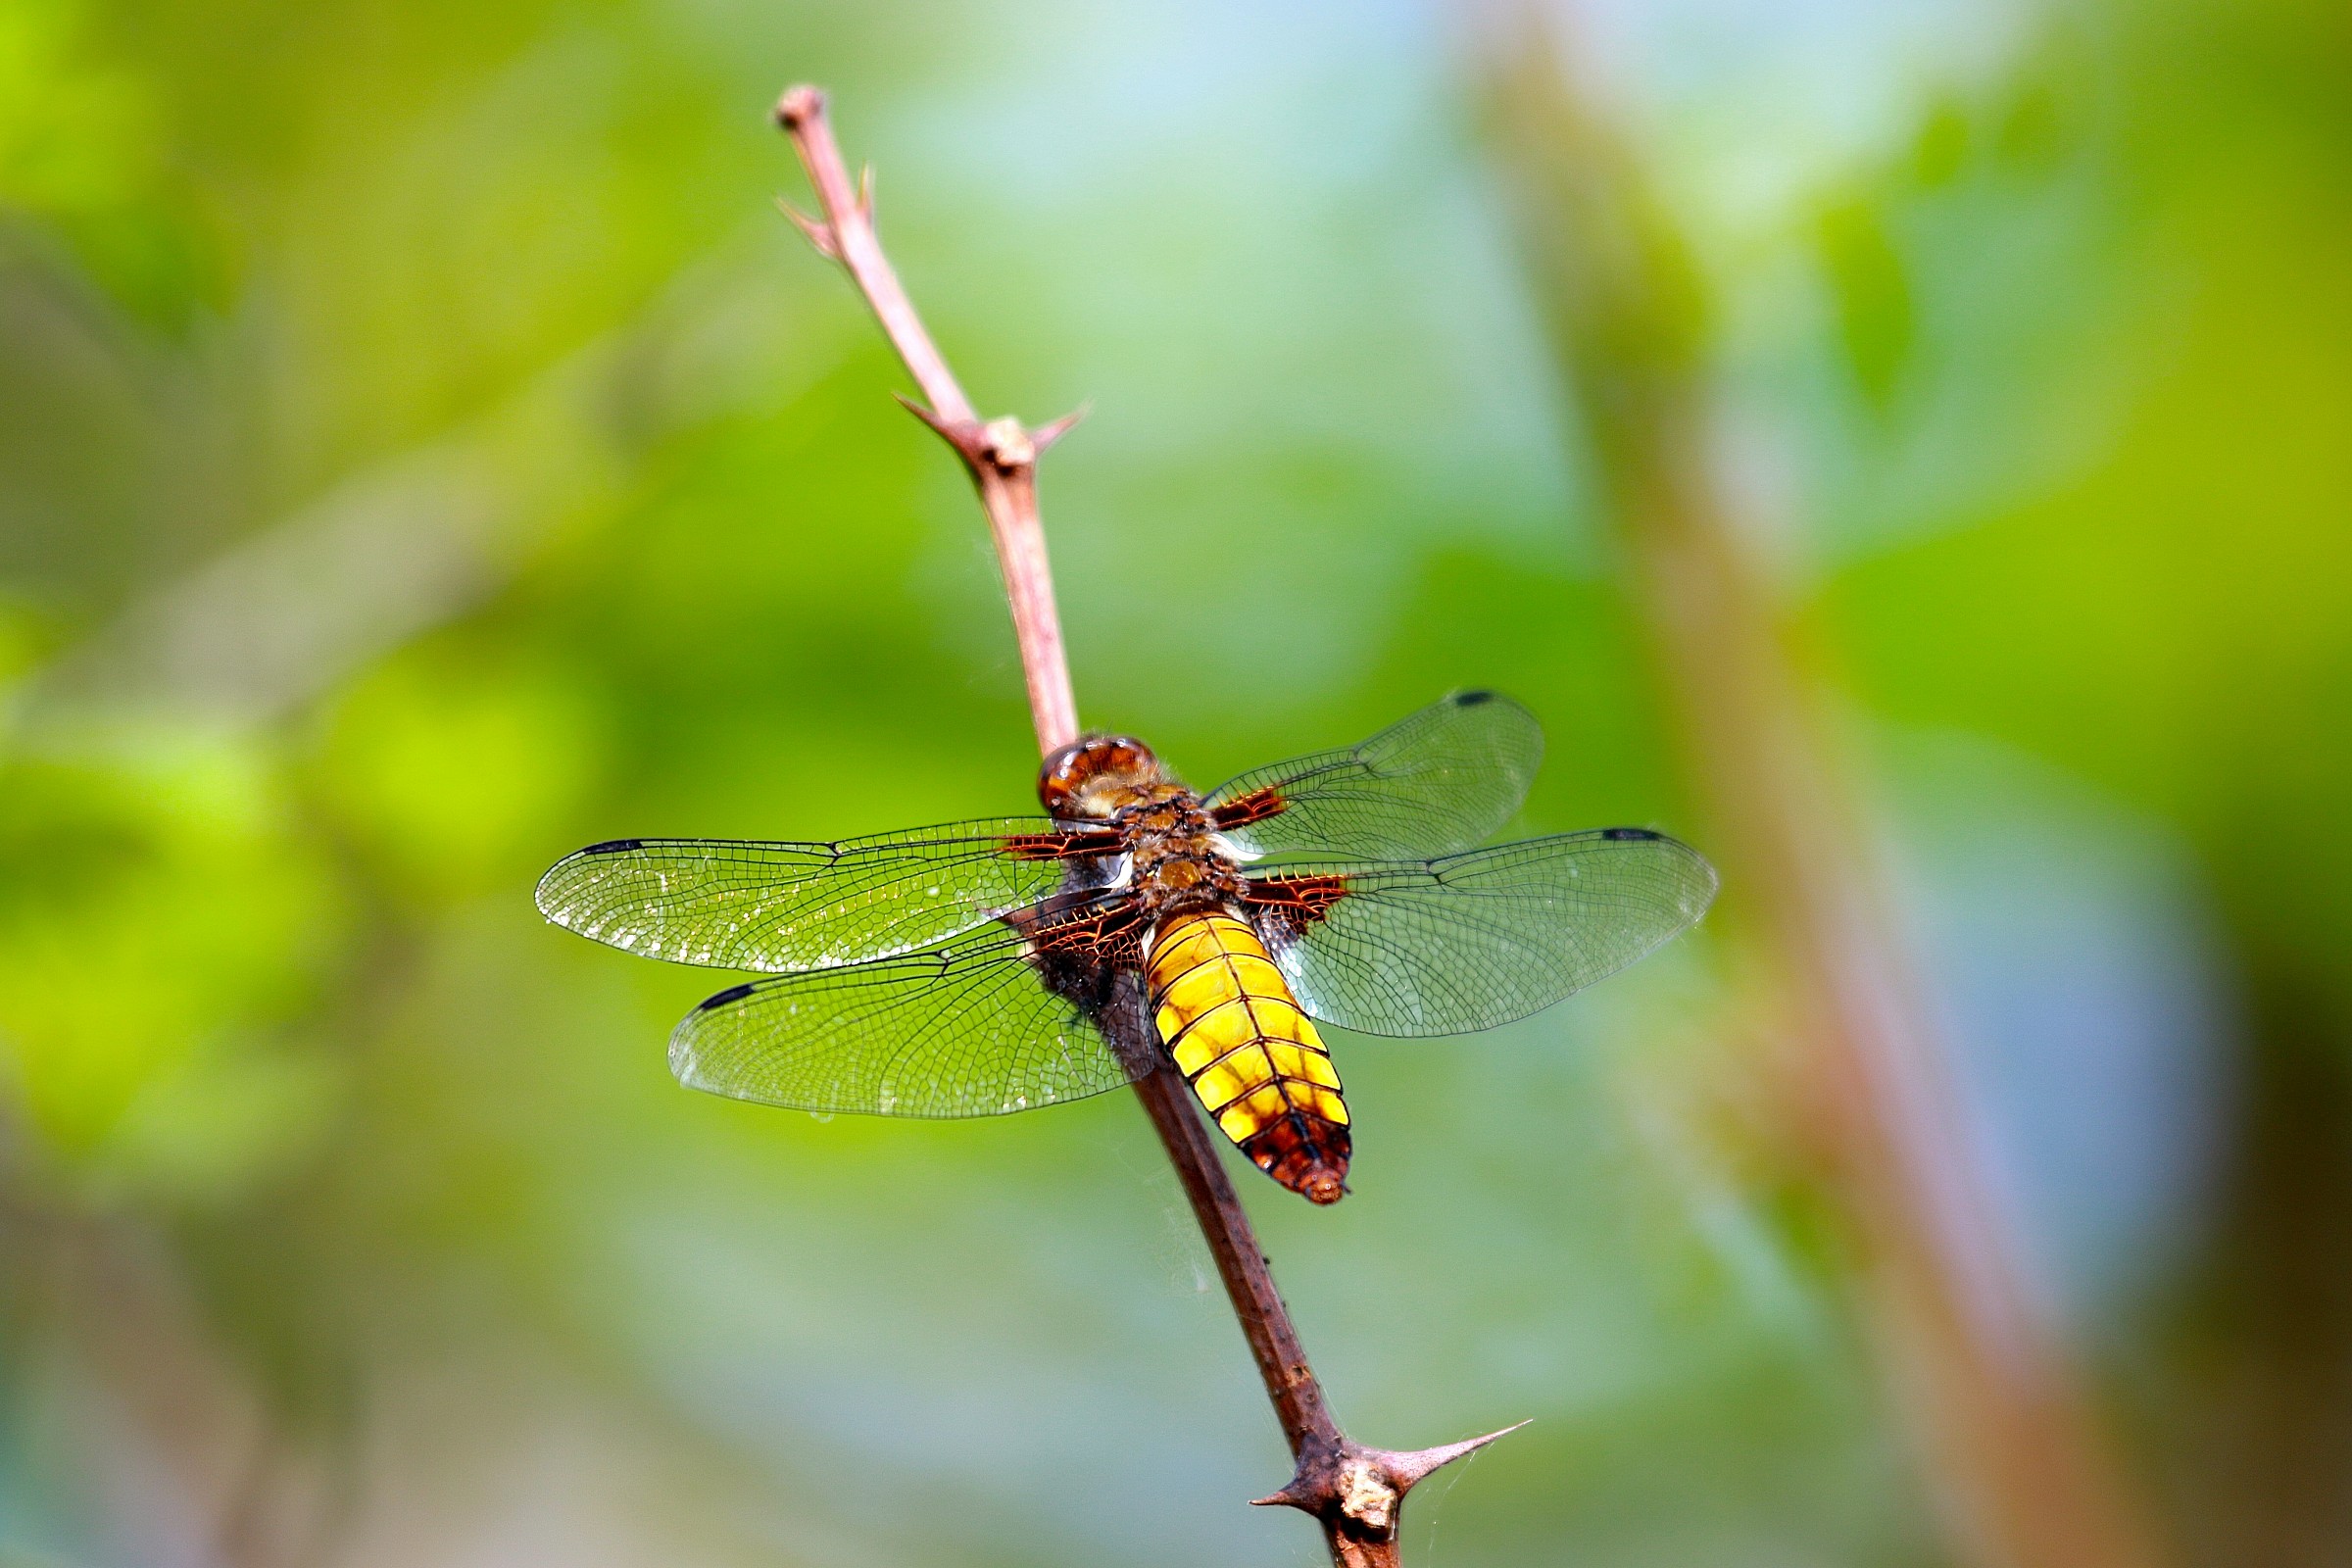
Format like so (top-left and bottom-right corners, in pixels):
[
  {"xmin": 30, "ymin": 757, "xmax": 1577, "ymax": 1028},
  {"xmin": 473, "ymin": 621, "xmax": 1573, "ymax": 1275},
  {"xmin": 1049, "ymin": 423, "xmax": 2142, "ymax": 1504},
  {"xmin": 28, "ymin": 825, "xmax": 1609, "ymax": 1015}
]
[
  {"xmin": 770, "ymin": 85, "xmax": 1516, "ymax": 1565},
  {"xmin": 772, "ymin": 85, "xmax": 1079, "ymax": 758}
]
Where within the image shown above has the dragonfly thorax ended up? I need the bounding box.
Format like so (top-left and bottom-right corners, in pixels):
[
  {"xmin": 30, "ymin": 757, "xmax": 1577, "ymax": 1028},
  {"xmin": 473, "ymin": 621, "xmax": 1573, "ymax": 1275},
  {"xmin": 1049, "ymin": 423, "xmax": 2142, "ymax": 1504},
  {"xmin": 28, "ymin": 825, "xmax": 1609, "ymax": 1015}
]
[{"xmin": 1116, "ymin": 790, "xmax": 1248, "ymax": 913}]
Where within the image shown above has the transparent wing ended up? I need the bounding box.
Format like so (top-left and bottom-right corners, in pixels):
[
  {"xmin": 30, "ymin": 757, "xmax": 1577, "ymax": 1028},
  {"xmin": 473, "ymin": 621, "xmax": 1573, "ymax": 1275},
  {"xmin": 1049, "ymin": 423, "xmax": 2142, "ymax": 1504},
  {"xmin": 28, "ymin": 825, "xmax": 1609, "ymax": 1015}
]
[
  {"xmin": 535, "ymin": 818, "xmax": 1119, "ymax": 973},
  {"xmin": 1205, "ymin": 691, "xmax": 1544, "ymax": 860},
  {"xmin": 668, "ymin": 901, "xmax": 1149, "ymax": 1117},
  {"xmin": 1245, "ymin": 828, "xmax": 1718, "ymax": 1037}
]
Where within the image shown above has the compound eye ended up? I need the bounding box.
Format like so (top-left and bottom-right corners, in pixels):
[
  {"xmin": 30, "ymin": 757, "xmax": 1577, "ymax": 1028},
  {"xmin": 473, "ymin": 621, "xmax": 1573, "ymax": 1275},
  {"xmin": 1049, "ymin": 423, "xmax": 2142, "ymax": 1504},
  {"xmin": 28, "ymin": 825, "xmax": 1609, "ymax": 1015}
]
[
  {"xmin": 1037, "ymin": 743, "xmax": 1089, "ymax": 816},
  {"xmin": 1036, "ymin": 735, "xmax": 1159, "ymax": 816}
]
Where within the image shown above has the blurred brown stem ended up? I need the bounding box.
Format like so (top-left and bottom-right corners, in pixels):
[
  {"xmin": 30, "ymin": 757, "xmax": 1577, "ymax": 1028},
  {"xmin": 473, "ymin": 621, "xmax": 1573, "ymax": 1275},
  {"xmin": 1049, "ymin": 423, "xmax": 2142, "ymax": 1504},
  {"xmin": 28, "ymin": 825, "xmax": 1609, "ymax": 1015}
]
[
  {"xmin": 772, "ymin": 84, "xmax": 1512, "ymax": 1564},
  {"xmin": 1471, "ymin": 12, "xmax": 2171, "ymax": 1568}
]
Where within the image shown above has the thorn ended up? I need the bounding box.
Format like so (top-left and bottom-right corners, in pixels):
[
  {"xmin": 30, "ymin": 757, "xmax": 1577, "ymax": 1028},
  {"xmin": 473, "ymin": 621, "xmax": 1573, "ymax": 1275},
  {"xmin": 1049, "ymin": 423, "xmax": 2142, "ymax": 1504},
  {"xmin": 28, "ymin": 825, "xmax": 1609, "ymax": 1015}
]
[
  {"xmin": 1031, "ymin": 403, "xmax": 1091, "ymax": 455},
  {"xmin": 893, "ymin": 394, "xmax": 986, "ymax": 460},
  {"xmin": 773, "ymin": 83, "xmax": 826, "ymax": 132},
  {"xmin": 858, "ymin": 162, "xmax": 875, "ymax": 221},
  {"xmin": 1378, "ymin": 1420, "xmax": 1531, "ymax": 1489},
  {"xmin": 776, "ymin": 196, "xmax": 838, "ymax": 260},
  {"xmin": 893, "ymin": 392, "xmax": 954, "ymax": 436}
]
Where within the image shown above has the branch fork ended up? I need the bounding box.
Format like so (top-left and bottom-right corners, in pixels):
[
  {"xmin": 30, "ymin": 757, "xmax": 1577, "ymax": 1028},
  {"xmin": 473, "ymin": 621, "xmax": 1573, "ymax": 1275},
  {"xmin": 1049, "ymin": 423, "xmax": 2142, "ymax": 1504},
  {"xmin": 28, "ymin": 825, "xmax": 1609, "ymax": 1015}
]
[
  {"xmin": 1255, "ymin": 1424, "xmax": 1528, "ymax": 1564},
  {"xmin": 897, "ymin": 400, "xmax": 1089, "ymax": 476},
  {"xmin": 771, "ymin": 82, "xmax": 1516, "ymax": 1563}
]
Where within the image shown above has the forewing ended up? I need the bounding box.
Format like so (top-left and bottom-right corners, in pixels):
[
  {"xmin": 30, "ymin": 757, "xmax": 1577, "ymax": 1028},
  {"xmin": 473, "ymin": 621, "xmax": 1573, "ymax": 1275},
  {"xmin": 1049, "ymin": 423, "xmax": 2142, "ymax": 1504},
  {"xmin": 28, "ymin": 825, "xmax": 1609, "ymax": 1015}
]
[
  {"xmin": 668, "ymin": 899, "xmax": 1150, "ymax": 1117},
  {"xmin": 1246, "ymin": 829, "xmax": 1718, "ymax": 1037},
  {"xmin": 535, "ymin": 818, "xmax": 1118, "ymax": 972},
  {"xmin": 1206, "ymin": 691, "xmax": 1544, "ymax": 860}
]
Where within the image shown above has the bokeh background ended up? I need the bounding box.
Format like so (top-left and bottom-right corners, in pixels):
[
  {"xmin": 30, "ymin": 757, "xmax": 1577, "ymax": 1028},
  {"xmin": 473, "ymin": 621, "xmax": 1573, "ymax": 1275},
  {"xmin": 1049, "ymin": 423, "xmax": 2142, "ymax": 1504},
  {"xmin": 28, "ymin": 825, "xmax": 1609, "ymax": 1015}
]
[{"xmin": 4, "ymin": 0, "xmax": 2349, "ymax": 1563}]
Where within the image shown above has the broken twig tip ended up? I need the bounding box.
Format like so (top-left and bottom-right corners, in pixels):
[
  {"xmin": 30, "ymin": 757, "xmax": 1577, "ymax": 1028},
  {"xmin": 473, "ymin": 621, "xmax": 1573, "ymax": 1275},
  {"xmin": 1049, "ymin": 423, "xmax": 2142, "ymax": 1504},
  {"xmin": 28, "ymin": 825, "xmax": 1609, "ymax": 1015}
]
[{"xmin": 773, "ymin": 83, "xmax": 825, "ymax": 132}]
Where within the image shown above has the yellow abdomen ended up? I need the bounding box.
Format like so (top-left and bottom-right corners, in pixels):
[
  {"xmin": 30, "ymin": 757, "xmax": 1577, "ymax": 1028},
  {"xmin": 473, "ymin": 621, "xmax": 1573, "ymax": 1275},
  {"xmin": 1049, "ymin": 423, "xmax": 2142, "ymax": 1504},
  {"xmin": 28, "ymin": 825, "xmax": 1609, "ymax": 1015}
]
[{"xmin": 1146, "ymin": 908, "xmax": 1351, "ymax": 1203}]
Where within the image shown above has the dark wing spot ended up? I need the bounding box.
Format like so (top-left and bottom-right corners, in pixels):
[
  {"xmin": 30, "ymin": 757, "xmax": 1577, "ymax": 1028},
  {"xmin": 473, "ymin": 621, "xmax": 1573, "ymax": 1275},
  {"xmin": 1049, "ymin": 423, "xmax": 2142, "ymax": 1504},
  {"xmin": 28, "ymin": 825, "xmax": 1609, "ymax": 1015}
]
[
  {"xmin": 1000, "ymin": 828, "xmax": 1124, "ymax": 861},
  {"xmin": 1451, "ymin": 689, "xmax": 1495, "ymax": 707},
  {"xmin": 582, "ymin": 838, "xmax": 644, "ymax": 855},
  {"xmin": 1210, "ymin": 786, "xmax": 1288, "ymax": 830},
  {"xmin": 1601, "ymin": 826, "xmax": 1660, "ymax": 841},
  {"xmin": 1242, "ymin": 873, "xmax": 1352, "ymax": 947},
  {"xmin": 698, "ymin": 982, "xmax": 758, "ymax": 1010}
]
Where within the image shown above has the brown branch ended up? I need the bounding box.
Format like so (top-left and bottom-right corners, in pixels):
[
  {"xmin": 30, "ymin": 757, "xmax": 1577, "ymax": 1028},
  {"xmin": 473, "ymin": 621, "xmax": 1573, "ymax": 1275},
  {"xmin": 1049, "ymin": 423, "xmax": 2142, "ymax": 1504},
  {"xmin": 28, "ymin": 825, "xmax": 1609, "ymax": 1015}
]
[
  {"xmin": 771, "ymin": 84, "xmax": 1513, "ymax": 1565},
  {"xmin": 1470, "ymin": 13, "xmax": 2172, "ymax": 1568}
]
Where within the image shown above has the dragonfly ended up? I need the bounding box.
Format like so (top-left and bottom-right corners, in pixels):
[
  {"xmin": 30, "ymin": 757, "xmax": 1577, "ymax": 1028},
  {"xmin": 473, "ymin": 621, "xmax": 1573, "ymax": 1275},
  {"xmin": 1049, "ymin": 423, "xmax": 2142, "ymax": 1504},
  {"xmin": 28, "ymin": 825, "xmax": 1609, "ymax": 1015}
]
[{"xmin": 535, "ymin": 692, "xmax": 1716, "ymax": 1204}]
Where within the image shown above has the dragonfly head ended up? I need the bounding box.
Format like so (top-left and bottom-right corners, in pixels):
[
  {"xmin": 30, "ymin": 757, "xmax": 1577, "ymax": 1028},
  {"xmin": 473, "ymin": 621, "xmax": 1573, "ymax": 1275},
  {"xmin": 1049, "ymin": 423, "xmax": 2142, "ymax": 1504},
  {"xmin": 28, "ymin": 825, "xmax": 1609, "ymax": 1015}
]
[{"xmin": 1040, "ymin": 734, "xmax": 1167, "ymax": 819}]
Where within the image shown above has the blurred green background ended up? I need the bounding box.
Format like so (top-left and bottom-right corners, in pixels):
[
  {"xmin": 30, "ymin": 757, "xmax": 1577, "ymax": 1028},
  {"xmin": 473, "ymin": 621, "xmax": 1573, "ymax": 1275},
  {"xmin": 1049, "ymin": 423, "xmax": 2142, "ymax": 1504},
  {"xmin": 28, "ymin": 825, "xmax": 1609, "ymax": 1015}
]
[{"xmin": 3, "ymin": 0, "xmax": 2348, "ymax": 1562}]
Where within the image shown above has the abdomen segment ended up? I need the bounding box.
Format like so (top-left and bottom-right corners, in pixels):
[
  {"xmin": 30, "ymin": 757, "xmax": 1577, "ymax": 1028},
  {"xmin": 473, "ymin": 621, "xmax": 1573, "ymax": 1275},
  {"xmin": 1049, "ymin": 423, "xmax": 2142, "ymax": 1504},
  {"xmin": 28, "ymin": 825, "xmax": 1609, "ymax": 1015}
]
[{"xmin": 1145, "ymin": 908, "xmax": 1350, "ymax": 1203}]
